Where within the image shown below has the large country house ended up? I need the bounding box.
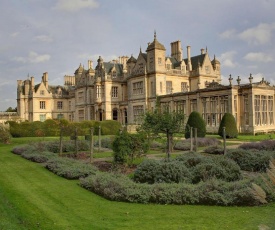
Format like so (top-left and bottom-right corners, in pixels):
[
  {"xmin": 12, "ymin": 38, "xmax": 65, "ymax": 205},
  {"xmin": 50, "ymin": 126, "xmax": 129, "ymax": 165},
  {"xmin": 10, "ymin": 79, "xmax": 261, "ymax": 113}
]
[{"xmin": 17, "ymin": 33, "xmax": 275, "ymax": 134}]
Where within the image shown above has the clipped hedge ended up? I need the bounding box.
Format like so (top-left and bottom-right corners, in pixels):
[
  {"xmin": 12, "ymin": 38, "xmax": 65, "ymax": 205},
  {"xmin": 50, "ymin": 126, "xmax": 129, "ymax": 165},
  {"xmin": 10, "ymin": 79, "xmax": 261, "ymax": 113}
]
[
  {"xmin": 80, "ymin": 172, "xmax": 266, "ymax": 206},
  {"xmin": 8, "ymin": 119, "xmax": 121, "ymax": 137}
]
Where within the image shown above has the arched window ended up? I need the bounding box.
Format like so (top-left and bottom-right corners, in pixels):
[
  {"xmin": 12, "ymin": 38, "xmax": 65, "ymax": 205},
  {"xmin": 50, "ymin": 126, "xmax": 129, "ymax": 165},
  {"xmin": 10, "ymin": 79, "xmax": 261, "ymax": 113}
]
[{"xmin": 113, "ymin": 109, "xmax": 118, "ymax": 121}]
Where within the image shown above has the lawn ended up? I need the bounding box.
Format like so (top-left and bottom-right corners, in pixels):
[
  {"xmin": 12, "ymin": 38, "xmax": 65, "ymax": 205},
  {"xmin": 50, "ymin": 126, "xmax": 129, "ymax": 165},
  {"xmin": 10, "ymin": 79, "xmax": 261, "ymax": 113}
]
[{"xmin": 0, "ymin": 138, "xmax": 274, "ymax": 229}]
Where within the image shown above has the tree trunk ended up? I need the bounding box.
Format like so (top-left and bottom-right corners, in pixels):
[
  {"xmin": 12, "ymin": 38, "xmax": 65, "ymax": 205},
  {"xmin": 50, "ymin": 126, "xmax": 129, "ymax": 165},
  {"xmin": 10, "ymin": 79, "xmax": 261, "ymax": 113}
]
[{"xmin": 166, "ymin": 131, "xmax": 173, "ymax": 160}]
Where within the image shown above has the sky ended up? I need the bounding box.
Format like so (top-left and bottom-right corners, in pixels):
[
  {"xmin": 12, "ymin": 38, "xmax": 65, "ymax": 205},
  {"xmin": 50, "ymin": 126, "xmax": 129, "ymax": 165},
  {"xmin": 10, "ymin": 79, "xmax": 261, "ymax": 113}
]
[{"xmin": 1, "ymin": 0, "xmax": 275, "ymax": 111}]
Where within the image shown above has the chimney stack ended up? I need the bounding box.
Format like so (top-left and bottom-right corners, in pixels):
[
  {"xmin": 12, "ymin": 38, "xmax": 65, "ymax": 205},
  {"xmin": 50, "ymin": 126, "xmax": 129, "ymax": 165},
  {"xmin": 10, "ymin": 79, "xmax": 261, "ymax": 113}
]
[{"xmin": 187, "ymin": 46, "xmax": 192, "ymax": 71}]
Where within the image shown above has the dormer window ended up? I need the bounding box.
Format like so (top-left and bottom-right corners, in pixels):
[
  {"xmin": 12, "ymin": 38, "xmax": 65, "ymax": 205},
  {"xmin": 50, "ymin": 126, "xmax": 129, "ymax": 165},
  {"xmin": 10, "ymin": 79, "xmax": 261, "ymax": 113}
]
[
  {"xmin": 112, "ymin": 71, "xmax": 117, "ymax": 78},
  {"xmin": 40, "ymin": 90, "xmax": 45, "ymax": 95}
]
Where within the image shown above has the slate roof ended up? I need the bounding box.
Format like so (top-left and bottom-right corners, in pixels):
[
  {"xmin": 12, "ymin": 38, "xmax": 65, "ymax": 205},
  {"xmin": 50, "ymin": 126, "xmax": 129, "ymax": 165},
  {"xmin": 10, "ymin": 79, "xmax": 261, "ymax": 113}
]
[
  {"xmin": 126, "ymin": 55, "xmax": 137, "ymax": 63},
  {"xmin": 102, "ymin": 62, "xmax": 124, "ymax": 75},
  {"xmin": 183, "ymin": 54, "xmax": 206, "ymax": 69}
]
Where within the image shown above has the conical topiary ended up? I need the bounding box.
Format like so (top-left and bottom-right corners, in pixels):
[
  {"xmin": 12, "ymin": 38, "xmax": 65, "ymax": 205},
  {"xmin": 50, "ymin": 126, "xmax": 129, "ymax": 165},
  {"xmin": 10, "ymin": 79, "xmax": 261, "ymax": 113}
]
[
  {"xmin": 218, "ymin": 113, "xmax": 238, "ymax": 138},
  {"xmin": 185, "ymin": 111, "xmax": 206, "ymax": 139}
]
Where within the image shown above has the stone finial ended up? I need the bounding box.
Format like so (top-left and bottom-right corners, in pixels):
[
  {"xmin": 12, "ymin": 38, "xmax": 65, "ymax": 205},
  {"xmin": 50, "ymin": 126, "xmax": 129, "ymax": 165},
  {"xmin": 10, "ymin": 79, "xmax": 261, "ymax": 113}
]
[
  {"xmin": 228, "ymin": 74, "xmax": 233, "ymax": 86},
  {"xmin": 249, "ymin": 73, "xmax": 253, "ymax": 84},
  {"xmin": 237, "ymin": 76, "xmax": 241, "ymax": 85},
  {"xmin": 154, "ymin": 30, "xmax": 156, "ymax": 40}
]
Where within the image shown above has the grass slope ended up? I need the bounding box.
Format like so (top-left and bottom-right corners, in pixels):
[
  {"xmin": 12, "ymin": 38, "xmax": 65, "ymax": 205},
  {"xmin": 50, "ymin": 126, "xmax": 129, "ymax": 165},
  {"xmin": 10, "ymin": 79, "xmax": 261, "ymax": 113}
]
[{"xmin": 0, "ymin": 139, "xmax": 274, "ymax": 229}]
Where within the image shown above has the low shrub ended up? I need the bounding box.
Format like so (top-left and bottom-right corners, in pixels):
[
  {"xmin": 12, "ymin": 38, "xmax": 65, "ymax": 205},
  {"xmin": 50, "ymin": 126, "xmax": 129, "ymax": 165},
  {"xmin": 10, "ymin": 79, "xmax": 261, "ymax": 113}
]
[
  {"xmin": 45, "ymin": 140, "xmax": 90, "ymax": 153},
  {"xmin": 204, "ymin": 145, "xmax": 224, "ymax": 155},
  {"xmin": 21, "ymin": 151, "xmax": 57, "ymax": 163},
  {"xmin": 134, "ymin": 153, "xmax": 242, "ymax": 184},
  {"xmin": 80, "ymin": 173, "xmax": 266, "ymax": 206},
  {"xmin": 226, "ymin": 149, "xmax": 275, "ymax": 172},
  {"xmin": 196, "ymin": 137, "xmax": 221, "ymax": 147},
  {"xmin": 174, "ymin": 138, "xmax": 221, "ymax": 151},
  {"xmin": 94, "ymin": 136, "xmax": 115, "ymax": 149},
  {"xmin": 45, "ymin": 157, "xmax": 97, "ymax": 179},
  {"xmin": 149, "ymin": 140, "xmax": 164, "ymax": 149},
  {"xmin": 12, "ymin": 146, "xmax": 28, "ymax": 155},
  {"xmin": 133, "ymin": 160, "xmax": 192, "ymax": 184},
  {"xmin": 174, "ymin": 141, "xmax": 190, "ymax": 151},
  {"xmin": 239, "ymin": 140, "xmax": 275, "ymax": 151}
]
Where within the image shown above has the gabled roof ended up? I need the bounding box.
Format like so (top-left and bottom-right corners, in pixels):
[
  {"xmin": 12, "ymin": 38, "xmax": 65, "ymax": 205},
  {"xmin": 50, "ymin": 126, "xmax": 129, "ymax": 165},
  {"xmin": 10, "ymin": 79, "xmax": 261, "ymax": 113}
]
[
  {"xmin": 103, "ymin": 62, "xmax": 123, "ymax": 75},
  {"xmin": 126, "ymin": 55, "xmax": 137, "ymax": 64},
  {"xmin": 183, "ymin": 54, "xmax": 206, "ymax": 69}
]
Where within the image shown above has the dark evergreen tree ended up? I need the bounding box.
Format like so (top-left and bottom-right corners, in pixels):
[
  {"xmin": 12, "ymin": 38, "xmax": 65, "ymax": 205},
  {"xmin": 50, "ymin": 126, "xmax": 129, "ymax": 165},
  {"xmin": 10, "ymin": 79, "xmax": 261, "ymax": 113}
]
[
  {"xmin": 185, "ymin": 111, "xmax": 206, "ymax": 139},
  {"xmin": 218, "ymin": 113, "xmax": 238, "ymax": 138}
]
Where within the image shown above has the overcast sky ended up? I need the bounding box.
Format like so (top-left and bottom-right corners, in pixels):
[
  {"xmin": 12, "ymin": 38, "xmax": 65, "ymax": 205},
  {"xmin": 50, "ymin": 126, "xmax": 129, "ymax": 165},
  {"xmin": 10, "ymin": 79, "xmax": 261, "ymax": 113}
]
[{"xmin": 1, "ymin": 0, "xmax": 275, "ymax": 111}]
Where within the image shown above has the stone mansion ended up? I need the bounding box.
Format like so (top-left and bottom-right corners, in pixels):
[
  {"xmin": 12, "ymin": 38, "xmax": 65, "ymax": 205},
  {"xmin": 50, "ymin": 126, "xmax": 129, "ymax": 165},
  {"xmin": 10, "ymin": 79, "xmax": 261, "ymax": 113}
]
[{"xmin": 17, "ymin": 33, "xmax": 275, "ymax": 134}]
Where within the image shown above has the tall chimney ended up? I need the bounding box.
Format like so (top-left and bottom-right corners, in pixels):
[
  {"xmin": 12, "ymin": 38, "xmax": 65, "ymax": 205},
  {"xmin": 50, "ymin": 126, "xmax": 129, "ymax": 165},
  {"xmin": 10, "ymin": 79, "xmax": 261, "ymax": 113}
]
[
  {"xmin": 201, "ymin": 48, "xmax": 205, "ymax": 54},
  {"xmin": 187, "ymin": 46, "xmax": 192, "ymax": 71},
  {"xmin": 43, "ymin": 72, "xmax": 48, "ymax": 89},
  {"xmin": 170, "ymin": 41, "xmax": 182, "ymax": 61},
  {"xmin": 88, "ymin": 60, "xmax": 93, "ymax": 69}
]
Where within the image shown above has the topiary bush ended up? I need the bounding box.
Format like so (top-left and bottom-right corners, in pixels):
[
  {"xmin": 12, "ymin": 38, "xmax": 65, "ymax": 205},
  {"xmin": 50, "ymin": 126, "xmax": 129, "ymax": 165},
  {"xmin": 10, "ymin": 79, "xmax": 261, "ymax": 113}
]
[
  {"xmin": 185, "ymin": 111, "xmax": 206, "ymax": 139},
  {"xmin": 218, "ymin": 113, "xmax": 238, "ymax": 138}
]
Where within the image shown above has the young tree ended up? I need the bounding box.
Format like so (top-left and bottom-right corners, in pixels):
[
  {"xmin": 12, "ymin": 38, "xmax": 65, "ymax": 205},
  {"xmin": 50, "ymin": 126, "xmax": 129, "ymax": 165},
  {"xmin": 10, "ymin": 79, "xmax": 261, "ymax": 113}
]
[
  {"xmin": 0, "ymin": 124, "xmax": 11, "ymax": 144},
  {"xmin": 112, "ymin": 131, "xmax": 149, "ymax": 164},
  {"xmin": 185, "ymin": 111, "xmax": 206, "ymax": 139},
  {"xmin": 218, "ymin": 113, "xmax": 238, "ymax": 138},
  {"xmin": 139, "ymin": 104, "xmax": 185, "ymax": 159}
]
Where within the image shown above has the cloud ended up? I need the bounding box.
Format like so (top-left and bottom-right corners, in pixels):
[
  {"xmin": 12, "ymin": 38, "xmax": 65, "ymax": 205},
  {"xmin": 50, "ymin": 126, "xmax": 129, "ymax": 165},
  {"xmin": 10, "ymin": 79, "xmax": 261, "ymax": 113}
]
[
  {"xmin": 53, "ymin": 0, "xmax": 99, "ymax": 12},
  {"xmin": 219, "ymin": 29, "xmax": 236, "ymax": 39},
  {"xmin": 244, "ymin": 52, "xmax": 273, "ymax": 62},
  {"xmin": 10, "ymin": 32, "xmax": 19, "ymax": 38},
  {"xmin": 13, "ymin": 51, "xmax": 51, "ymax": 63},
  {"xmin": 218, "ymin": 51, "xmax": 237, "ymax": 68},
  {"xmin": 220, "ymin": 23, "xmax": 275, "ymax": 45},
  {"xmin": 239, "ymin": 23, "xmax": 275, "ymax": 45},
  {"xmin": 33, "ymin": 35, "xmax": 53, "ymax": 43}
]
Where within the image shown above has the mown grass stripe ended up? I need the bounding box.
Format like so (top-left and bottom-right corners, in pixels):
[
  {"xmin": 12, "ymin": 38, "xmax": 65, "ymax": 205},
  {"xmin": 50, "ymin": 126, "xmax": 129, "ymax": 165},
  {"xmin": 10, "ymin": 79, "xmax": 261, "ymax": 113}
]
[{"xmin": 0, "ymin": 141, "xmax": 274, "ymax": 229}]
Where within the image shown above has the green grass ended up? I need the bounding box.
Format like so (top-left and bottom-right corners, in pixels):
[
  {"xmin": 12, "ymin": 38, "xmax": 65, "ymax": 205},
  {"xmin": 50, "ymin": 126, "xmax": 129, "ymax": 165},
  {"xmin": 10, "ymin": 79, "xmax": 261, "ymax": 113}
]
[
  {"xmin": 207, "ymin": 134, "xmax": 275, "ymax": 142},
  {"xmin": 0, "ymin": 138, "xmax": 275, "ymax": 229}
]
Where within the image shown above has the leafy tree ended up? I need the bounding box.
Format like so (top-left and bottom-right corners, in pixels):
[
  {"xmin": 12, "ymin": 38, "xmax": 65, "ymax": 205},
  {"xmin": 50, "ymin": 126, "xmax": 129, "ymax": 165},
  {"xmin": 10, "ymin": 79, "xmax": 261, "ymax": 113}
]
[
  {"xmin": 5, "ymin": 107, "xmax": 17, "ymax": 112},
  {"xmin": 0, "ymin": 124, "xmax": 11, "ymax": 144},
  {"xmin": 185, "ymin": 111, "xmax": 206, "ymax": 139},
  {"xmin": 112, "ymin": 131, "xmax": 149, "ymax": 164},
  {"xmin": 218, "ymin": 113, "xmax": 238, "ymax": 138},
  {"xmin": 139, "ymin": 100, "xmax": 185, "ymax": 159}
]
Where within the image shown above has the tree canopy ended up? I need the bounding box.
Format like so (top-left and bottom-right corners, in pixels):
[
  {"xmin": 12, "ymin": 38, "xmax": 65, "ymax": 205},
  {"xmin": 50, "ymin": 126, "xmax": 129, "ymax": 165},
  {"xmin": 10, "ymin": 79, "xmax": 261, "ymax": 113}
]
[{"xmin": 139, "ymin": 102, "xmax": 185, "ymax": 159}]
